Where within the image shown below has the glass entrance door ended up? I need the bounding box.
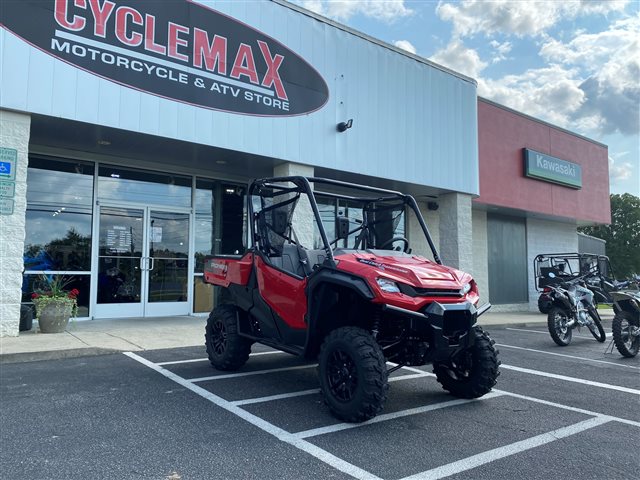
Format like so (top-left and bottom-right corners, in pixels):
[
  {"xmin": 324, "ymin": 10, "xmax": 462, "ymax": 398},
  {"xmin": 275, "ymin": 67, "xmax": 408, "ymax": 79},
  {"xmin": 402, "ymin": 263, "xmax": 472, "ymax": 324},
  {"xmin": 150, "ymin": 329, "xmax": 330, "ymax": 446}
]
[
  {"xmin": 145, "ymin": 210, "xmax": 190, "ymax": 316},
  {"xmin": 94, "ymin": 205, "xmax": 190, "ymax": 318}
]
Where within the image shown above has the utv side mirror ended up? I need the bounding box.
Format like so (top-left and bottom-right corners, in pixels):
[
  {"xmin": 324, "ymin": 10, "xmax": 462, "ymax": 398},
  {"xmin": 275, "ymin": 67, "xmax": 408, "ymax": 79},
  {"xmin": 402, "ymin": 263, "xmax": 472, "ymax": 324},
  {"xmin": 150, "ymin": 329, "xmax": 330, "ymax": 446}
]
[{"xmin": 336, "ymin": 217, "xmax": 350, "ymax": 240}]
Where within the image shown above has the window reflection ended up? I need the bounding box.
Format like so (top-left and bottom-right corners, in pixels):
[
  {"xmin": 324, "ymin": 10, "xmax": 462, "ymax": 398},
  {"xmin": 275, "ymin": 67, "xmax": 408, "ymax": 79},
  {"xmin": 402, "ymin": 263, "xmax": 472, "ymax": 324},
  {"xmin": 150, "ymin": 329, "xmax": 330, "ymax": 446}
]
[
  {"xmin": 24, "ymin": 158, "xmax": 94, "ymax": 272},
  {"xmin": 194, "ymin": 179, "xmax": 245, "ymax": 272},
  {"xmin": 98, "ymin": 165, "xmax": 191, "ymax": 208}
]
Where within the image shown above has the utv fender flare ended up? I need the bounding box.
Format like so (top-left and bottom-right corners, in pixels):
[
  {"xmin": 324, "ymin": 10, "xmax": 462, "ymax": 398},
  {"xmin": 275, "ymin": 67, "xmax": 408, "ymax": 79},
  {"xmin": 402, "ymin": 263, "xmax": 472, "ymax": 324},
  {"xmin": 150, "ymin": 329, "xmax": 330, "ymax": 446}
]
[{"xmin": 304, "ymin": 268, "xmax": 375, "ymax": 357}]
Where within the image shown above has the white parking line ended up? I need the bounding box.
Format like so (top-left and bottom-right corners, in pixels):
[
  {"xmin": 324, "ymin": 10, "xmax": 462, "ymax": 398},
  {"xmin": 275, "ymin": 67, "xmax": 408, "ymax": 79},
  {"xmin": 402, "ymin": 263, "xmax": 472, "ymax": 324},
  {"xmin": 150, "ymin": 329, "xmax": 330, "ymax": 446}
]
[
  {"xmin": 496, "ymin": 389, "xmax": 640, "ymax": 428},
  {"xmin": 500, "ymin": 364, "xmax": 640, "ymax": 395},
  {"xmin": 188, "ymin": 364, "xmax": 316, "ymax": 382},
  {"xmin": 157, "ymin": 350, "xmax": 284, "ymax": 366},
  {"xmin": 506, "ymin": 327, "xmax": 610, "ymax": 338},
  {"xmin": 497, "ymin": 343, "xmax": 640, "ymax": 370},
  {"xmin": 124, "ymin": 352, "xmax": 382, "ymax": 480},
  {"xmin": 231, "ymin": 372, "xmax": 433, "ymax": 406},
  {"xmin": 295, "ymin": 392, "xmax": 504, "ymax": 439},
  {"xmin": 398, "ymin": 416, "xmax": 611, "ymax": 480}
]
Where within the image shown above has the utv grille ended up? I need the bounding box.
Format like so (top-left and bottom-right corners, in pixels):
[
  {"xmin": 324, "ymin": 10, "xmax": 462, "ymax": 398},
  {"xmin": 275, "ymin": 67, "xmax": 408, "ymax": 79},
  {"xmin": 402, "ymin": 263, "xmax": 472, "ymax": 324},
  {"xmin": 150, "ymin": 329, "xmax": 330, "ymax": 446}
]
[{"xmin": 398, "ymin": 284, "xmax": 462, "ymax": 297}]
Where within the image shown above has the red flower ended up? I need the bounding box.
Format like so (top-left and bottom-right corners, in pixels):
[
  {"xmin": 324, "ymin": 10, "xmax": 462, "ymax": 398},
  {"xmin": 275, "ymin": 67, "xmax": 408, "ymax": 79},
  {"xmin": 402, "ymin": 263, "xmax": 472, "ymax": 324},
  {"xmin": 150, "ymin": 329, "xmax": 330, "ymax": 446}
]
[{"xmin": 31, "ymin": 293, "xmax": 40, "ymax": 299}]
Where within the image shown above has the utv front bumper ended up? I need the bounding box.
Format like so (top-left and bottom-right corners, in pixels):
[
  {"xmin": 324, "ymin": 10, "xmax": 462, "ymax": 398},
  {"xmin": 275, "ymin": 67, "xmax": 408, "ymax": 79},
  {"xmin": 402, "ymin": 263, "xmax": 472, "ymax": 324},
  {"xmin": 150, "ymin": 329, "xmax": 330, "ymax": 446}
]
[{"xmin": 382, "ymin": 301, "xmax": 491, "ymax": 361}]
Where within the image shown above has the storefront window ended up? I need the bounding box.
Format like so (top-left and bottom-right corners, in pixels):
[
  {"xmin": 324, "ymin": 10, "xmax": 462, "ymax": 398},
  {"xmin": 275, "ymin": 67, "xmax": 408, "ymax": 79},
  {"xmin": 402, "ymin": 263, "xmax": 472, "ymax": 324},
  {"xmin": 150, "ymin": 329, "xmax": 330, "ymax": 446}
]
[
  {"xmin": 98, "ymin": 165, "xmax": 192, "ymax": 208},
  {"xmin": 24, "ymin": 158, "xmax": 94, "ymax": 272},
  {"xmin": 23, "ymin": 158, "xmax": 94, "ymax": 317},
  {"xmin": 193, "ymin": 179, "xmax": 245, "ymax": 313}
]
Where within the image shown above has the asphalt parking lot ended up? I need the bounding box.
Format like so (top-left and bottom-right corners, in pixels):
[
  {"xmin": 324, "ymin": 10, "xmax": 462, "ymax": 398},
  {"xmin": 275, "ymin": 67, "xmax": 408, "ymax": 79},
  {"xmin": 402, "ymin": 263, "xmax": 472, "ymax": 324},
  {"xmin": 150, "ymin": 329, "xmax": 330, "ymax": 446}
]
[{"xmin": 2, "ymin": 323, "xmax": 639, "ymax": 480}]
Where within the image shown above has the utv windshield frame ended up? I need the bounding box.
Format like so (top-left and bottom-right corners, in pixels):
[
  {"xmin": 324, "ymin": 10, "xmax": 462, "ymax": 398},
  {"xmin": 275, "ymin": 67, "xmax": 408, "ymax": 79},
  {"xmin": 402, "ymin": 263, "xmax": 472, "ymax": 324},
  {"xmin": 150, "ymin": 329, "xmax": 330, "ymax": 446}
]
[{"xmin": 247, "ymin": 176, "xmax": 441, "ymax": 268}]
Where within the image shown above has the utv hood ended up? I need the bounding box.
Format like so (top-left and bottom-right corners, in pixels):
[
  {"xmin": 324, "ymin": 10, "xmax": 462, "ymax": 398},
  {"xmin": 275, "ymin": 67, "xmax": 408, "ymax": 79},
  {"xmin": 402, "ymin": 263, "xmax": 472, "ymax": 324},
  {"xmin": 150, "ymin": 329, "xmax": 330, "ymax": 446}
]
[{"xmin": 333, "ymin": 250, "xmax": 471, "ymax": 291}]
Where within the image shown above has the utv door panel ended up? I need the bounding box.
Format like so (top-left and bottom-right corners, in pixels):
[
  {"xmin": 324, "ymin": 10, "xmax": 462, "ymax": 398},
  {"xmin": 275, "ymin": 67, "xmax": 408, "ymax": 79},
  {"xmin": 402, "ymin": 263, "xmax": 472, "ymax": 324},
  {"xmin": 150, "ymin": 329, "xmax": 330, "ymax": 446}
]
[{"xmin": 255, "ymin": 256, "xmax": 308, "ymax": 329}]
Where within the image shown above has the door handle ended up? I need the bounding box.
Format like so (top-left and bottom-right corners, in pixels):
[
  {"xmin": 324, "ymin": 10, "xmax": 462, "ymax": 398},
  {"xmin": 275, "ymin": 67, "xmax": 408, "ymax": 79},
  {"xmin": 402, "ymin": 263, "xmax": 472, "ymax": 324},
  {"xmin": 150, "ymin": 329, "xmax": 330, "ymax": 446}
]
[{"xmin": 149, "ymin": 257, "xmax": 155, "ymax": 271}]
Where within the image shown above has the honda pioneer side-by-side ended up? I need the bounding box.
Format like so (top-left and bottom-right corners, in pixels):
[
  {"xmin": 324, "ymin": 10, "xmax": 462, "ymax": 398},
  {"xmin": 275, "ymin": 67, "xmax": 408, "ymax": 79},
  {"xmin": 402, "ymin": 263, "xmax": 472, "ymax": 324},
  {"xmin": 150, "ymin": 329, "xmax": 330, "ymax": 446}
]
[{"xmin": 203, "ymin": 177, "xmax": 500, "ymax": 422}]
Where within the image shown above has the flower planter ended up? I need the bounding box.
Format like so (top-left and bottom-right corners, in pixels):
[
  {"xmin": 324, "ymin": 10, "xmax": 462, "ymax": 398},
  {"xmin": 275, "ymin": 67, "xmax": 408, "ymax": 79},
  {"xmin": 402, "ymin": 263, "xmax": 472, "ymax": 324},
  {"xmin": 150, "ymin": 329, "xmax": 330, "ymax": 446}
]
[{"xmin": 37, "ymin": 303, "xmax": 72, "ymax": 333}]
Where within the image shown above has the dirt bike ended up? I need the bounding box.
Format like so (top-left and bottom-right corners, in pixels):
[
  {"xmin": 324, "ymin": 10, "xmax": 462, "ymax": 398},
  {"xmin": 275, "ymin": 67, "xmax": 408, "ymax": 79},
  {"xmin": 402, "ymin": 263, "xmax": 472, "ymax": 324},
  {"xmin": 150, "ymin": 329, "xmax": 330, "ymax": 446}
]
[
  {"xmin": 610, "ymin": 290, "xmax": 640, "ymax": 358},
  {"xmin": 545, "ymin": 273, "xmax": 606, "ymax": 346}
]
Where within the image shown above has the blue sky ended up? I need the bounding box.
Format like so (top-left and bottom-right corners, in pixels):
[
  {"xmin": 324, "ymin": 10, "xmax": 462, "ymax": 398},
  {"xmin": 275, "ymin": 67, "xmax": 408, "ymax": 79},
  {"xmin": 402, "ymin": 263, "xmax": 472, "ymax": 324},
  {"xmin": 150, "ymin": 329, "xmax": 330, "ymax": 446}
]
[{"xmin": 293, "ymin": 0, "xmax": 640, "ymax": 196}]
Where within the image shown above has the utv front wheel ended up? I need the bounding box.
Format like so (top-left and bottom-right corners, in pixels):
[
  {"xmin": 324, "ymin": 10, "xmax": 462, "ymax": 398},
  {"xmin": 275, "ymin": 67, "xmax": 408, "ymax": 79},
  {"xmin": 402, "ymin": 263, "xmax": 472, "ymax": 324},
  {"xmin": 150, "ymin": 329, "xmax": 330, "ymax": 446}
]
[
  {"xmin": 433, "ymin": 326, "xmax": 500, "ymax": 399},
  {"xmin": 205, "ymin": 305, "xmax": 252, "ymax": 371},
  {"xmin": 318, "ymin": 327, "xmax": 388, "ymax": 423}
]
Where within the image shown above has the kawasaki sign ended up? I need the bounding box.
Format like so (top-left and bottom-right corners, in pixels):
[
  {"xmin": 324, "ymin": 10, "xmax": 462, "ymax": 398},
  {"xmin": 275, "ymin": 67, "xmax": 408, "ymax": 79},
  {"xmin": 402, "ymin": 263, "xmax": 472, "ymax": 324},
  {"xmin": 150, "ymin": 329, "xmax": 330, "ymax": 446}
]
[
  {"xmin": 524, "ymin": 149, "xmax": 582, "ymax": 189},
  {"xmin": 0, "ymin": 0, "xmax": 329, "ymax": 116}
]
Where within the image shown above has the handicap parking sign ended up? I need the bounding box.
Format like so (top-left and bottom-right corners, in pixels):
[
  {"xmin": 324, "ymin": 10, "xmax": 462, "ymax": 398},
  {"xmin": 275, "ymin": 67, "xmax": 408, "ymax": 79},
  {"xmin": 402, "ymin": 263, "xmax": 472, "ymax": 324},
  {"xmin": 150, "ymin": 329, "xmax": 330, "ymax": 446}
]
[
  {"xmin": 0, "ymin": 147, "xmax": 17, "ymax": 181},
  {"xmin": 0, "ymin": 161, "xmax": 12, "ymax": 177}
]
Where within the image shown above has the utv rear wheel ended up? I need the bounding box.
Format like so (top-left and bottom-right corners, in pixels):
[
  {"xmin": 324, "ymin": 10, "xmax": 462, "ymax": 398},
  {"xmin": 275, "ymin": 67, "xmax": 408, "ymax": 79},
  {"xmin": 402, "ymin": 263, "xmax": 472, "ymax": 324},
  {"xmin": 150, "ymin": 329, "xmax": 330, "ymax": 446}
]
[
  {"xmin": 433, "ymin": 326, "xmax": 500, "ymax": 399},
  {"xmin": 547, "ymin": 306, "xmax": 572, "ymax": 346},
  {"xmin": 205, "ymin": 305, "xmax": 252, "ymax": 371},
  {"xmin": 612, "ymin": 311, "xmax": 640, "ymax": 358},
  {"xmin": 318, "ymin": 327, "xmax": 388, "ymax": 423}
]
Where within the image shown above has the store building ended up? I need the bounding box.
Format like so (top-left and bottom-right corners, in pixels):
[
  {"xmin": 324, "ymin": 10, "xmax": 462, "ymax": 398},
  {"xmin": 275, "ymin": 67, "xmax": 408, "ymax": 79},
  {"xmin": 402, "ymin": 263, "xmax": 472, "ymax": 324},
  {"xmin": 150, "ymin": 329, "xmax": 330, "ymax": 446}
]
[{"xmin": 0, "ymin": 0, "xmax": 609, "ymax": 336}]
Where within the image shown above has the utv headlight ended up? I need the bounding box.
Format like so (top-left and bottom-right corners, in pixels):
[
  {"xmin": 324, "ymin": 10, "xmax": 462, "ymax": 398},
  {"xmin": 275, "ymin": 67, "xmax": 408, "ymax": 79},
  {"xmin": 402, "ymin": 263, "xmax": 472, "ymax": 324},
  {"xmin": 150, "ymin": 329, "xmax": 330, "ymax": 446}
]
[
  {"xmin": 460, "ymin": 282, "xmax": 472, "ymax": 295},
  {"xmin": 376, "ymin": 277, "xmax": 401, "ymax": 294}
]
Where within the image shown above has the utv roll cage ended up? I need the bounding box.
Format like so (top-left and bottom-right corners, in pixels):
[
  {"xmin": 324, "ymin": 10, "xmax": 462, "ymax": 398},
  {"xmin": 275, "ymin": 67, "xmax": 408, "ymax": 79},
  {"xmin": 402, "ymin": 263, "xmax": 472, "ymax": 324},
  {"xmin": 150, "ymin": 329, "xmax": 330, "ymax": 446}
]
[
  {"xmin": 247, "ymin": 176, "xmax": 442, "ymax": 267},
  {"xmin": 534, "ymin": 252, "xmax": 614, "ymax": 290}
]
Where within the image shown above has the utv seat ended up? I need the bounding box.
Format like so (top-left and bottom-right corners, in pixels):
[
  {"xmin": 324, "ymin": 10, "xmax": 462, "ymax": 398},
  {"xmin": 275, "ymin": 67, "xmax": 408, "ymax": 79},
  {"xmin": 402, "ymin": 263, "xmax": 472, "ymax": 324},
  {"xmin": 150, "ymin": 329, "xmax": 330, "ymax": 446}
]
[{"xmin": 271, "ymin": 245, "xmax": 326, "ymax": 277}]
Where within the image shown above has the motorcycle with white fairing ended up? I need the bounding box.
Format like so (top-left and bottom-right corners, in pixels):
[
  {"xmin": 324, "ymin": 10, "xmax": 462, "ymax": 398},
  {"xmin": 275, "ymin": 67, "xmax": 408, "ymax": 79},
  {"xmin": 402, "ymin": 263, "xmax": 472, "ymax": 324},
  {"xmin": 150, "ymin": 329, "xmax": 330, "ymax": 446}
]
[{"xmin": 545, "ymin": 273, "xmax": 606, "ymax": 346}]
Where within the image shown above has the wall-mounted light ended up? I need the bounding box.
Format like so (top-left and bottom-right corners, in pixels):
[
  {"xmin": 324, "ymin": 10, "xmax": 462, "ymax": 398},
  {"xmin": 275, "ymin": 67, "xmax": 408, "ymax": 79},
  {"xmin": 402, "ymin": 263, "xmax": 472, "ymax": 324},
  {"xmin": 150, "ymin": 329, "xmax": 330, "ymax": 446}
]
[{"xmin": 337, "ymin": 119, "xmax": 353, "ymax": 132}]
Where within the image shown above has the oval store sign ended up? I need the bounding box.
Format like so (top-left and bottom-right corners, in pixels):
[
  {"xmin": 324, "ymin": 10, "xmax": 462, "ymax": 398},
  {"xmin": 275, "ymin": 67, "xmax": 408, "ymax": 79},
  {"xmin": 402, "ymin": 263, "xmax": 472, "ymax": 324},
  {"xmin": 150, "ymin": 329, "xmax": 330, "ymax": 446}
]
[{"xmin": 0, "ymin": 0, "xmax": 329, "ymax": 116}]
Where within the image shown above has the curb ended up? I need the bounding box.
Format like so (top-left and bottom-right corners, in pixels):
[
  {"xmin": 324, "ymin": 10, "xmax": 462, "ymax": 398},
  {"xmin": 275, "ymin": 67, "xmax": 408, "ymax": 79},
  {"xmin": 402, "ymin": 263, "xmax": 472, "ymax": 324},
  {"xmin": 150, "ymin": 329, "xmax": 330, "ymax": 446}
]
[{"xmin": 0, "ymin": 347, "xmax": 122, "ymax": 365}]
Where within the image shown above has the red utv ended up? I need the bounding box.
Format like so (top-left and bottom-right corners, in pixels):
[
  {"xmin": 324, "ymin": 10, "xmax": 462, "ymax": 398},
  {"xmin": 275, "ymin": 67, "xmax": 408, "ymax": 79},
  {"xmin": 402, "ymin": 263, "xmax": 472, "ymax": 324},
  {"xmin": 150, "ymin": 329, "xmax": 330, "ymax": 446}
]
[{"xmin": 203, "ymin": 176, "xmax": 499, "ymax": 422}]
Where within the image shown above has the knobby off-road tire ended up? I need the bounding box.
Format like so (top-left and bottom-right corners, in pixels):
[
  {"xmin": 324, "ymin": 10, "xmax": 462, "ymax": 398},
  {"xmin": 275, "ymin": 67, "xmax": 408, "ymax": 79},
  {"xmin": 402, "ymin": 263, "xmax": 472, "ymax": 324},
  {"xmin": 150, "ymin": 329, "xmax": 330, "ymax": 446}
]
[
  {"xmin": 318, "ymin": 326, "xmax": 389, "ymax": 423},
  {"xmin": 205, "ymin": 305, "xmax": 252, "ymax": 371},
  {"xmin": 547, "ymin": 306, "xmax": 572, "ymax": 346},
  {"xmin": 433, "ymin": 326, "xmax": 500, "ymax": 399},
  {"xmin": 586, "ymin": 306, "xmax": 606, "ymax": 343},
  {"xmin": 612, "ymin": 311, "xmax": 640, "ymax": 358}
]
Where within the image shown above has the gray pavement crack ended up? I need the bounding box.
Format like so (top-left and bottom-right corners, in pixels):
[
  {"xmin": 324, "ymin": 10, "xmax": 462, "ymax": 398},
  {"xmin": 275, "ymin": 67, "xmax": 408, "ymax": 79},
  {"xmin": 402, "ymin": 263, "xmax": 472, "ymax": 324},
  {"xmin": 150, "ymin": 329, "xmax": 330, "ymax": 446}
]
[
  {"xmin": 65, "ymin": 331, "xmax": 91, "ymax": 347},
  {"xmin": 104, "ymin": 332, "xmax": 145, "ymax": 350}
]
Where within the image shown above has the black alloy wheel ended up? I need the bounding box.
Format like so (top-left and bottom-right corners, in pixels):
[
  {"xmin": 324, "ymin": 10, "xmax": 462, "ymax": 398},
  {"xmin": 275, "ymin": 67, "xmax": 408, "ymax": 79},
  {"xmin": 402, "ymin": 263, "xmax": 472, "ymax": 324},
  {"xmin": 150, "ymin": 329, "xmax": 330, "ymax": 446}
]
[
  {"xmin": 327, "ymin": 349, "xmax": 358, "ymax": 402},
  {"xmin": 318, "ymin": 326, "xmax": 388, "ymax": 423},
  {"xmin": 205, "ymin": 304, "xmax": 252, "ymax": 371}
]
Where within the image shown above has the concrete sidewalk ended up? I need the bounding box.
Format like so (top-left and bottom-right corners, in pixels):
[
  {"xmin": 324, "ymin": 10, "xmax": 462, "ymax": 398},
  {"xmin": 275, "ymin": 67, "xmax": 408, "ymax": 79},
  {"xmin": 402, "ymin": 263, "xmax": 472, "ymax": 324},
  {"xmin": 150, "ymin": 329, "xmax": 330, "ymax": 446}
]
[{"xmin": 0, "ymin": 310, "xmax": 613, "ymax": 364}]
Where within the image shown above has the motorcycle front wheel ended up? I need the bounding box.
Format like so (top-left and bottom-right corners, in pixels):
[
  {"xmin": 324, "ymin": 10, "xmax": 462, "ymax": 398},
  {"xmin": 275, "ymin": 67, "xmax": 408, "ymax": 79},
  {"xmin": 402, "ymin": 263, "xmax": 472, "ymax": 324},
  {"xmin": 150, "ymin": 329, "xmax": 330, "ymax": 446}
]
[
  {"xmin": 547, "ymin": 306, "xmax": 572, "ymax": 346},
  {"xmin": 586, "ymin": 307, "xmax": 606, "ymax": 343}
]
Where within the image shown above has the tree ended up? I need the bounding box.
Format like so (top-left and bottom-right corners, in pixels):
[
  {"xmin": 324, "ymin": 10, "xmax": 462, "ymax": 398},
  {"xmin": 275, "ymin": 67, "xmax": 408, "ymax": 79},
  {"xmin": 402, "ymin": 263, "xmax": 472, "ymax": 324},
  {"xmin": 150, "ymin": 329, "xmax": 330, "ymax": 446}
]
[{"xmin": 579, "ymin": 193, "xmax": 640, "ymax": 278}]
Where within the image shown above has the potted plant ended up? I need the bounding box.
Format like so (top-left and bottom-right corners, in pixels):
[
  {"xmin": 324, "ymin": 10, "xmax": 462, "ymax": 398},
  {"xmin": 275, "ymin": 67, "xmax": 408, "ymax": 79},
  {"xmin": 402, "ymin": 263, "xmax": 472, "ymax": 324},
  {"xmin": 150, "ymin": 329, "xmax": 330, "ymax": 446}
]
[{"xmin": 31, "ymin": 276, "xmax": 79, "ymax": 334}]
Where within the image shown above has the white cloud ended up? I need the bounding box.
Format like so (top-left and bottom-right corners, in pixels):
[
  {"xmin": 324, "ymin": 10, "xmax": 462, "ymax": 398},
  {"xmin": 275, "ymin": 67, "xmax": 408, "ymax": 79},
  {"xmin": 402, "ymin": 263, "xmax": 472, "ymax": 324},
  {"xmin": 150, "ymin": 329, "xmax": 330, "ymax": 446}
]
[
  {"xmin": 609, "ymin": 155, "xmax": 633, "ymax": 183},
  {"xmin": 436, "ymin": 0, "xmax": 629, "ymax": 38},
  {"xmin": 489, "ymin": 40, "xmax": 512, "ymax": 63},
  {"xmin": 430, "ymin": 39, "xmax": 488, "ymax": 78},
  {"xmin": 393, "ymin": 40, "xmax": 417, "ymax": 54},
  {"xmin": 478, "ymin": 65, "xmax": 586, "ymax": 128},
  {"xmin": 299, "ymin": 0, "xmax": 413, "ymax": 22},
  {"xmin": 540, "ymin": 15, "xmax": 640, "ymax": 135}
]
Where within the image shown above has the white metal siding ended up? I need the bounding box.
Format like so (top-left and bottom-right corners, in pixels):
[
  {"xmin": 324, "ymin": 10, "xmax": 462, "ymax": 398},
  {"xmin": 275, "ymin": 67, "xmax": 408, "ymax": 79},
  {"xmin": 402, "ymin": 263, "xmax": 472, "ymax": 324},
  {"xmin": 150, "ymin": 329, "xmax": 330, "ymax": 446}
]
[{"xmin": 0, "ymin": 0, "xmax": 478, "ymax": 194}]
